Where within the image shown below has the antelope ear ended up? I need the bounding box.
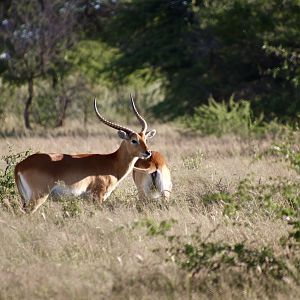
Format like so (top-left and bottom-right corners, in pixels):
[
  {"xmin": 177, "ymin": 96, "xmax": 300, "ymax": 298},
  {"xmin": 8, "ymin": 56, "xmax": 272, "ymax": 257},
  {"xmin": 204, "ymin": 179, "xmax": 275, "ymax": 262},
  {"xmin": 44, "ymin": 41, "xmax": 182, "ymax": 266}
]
[
  {"xmin": 146, "ymin": 129, "xmax": 156, "ymax": 139},
  {"xmin": 118, "ymin": 130, "xmax": 130, "ymax": 140}
]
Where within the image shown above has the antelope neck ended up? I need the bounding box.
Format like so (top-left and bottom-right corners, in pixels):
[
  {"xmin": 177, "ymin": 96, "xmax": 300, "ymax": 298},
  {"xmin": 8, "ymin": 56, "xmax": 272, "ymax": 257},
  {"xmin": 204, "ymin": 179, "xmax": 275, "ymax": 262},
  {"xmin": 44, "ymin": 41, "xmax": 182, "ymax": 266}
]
[{"xmin": 114, "ymin": 142, "xmax": 138, "ymax": 180}]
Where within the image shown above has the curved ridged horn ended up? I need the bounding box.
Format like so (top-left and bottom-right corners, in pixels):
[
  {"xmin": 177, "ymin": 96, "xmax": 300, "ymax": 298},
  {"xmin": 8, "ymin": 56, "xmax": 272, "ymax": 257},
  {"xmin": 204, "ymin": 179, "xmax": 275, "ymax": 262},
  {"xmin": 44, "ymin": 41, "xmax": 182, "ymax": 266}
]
[
  {"xmin": 94, "ymin": 98, "xmax": 134, "ymax": 134},
  {"xmin": 130, "ymin": 94, "xmax": 148, "ymax": 134}
]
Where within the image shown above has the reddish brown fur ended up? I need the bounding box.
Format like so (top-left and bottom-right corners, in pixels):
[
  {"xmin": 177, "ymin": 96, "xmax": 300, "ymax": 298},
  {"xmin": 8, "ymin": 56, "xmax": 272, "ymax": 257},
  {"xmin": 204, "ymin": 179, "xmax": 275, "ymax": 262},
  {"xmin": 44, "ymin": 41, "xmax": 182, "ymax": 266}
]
[
  {"xmin": 133, "ymin": 151, "xmax": 172, "ymax": 200},
  {"xmin": 134, "ymin": 151, "xmax": 166, "ymax": 173},
  {"xmin": 15, "ymin": 132, "xmax": 153, "ymax": 213}
]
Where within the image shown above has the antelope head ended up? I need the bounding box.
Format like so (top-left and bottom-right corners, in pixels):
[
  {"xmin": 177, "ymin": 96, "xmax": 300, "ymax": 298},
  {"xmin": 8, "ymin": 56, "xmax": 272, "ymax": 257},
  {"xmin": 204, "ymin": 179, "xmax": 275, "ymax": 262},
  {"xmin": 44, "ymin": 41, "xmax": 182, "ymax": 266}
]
[{"xmin": 94, "ymin": 94, "xmax": 156, "ymax": 159}]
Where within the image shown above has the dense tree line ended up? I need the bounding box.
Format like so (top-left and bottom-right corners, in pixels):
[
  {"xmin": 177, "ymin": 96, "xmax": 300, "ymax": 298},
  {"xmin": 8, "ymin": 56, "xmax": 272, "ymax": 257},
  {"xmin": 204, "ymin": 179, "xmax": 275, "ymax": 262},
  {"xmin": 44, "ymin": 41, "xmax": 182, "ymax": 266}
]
[
  {"xmin": 0, "ymin": 0, "xmax": 300, "ymax": 128},
  {"xmin": 99, "ymin": 0, "xmax": 300, "ymax": 121}
]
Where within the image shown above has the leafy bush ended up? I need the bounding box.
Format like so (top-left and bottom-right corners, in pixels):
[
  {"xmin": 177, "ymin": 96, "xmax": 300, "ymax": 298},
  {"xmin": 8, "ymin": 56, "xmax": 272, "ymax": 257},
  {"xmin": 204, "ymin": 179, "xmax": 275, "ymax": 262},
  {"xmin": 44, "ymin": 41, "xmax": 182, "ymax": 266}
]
[
  {"xmin": 201, "ymin": 177, "xmax": 300, "ymax": 218},
  {"xmin": 270, "ymin": 131, "xmax": 300, "ymax": 174},
  {"xmin": 138, "ymin": 223, "xmax": 300, "ymax": 295},
  {"xmin": 0, "ymin": 147, "xmax": 30, "ymax": 212},
  {"xmin": 133, "ymin": 218, "xmax": 177, "ymax": 236},
  {"xmin": 60, "ymin": 195, "xmax": 84, "ymax": 218},
  {"xmin": 167, "ymin": 232, "xmax": 292, "ymax": 282},
  {"xmin": 181, "ymin": 96, "xmax": 260, "ymax": 136}
]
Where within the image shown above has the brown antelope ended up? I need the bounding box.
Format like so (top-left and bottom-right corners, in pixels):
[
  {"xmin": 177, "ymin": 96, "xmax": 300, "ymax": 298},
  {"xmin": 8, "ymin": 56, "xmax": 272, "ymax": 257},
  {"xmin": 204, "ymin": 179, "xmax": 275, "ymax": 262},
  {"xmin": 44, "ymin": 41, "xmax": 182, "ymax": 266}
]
[
  {"xmin": 133, "ymin": 151, "xmax": 172, "ymax": 201},
  {"xmin": 14, "ymin": 95, "xmax": 156, "ymax": 213}
]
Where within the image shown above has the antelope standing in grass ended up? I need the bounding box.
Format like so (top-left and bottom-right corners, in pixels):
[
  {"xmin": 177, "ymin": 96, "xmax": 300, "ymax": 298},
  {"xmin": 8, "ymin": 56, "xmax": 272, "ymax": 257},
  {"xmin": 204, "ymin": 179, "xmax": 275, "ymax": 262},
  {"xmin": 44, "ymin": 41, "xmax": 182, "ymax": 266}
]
[
  {"xmin": 133, "ymin": 151, "xmax": 172, "ymax": 201},
  {"xmin": 14, "ymin": 96, "xmax": 156, "ymax": 213}
]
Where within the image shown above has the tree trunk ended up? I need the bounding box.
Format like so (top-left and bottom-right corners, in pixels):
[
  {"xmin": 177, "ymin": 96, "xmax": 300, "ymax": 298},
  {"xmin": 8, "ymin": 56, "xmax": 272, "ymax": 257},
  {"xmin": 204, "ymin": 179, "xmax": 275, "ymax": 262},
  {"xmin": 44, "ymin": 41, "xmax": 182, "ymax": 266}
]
[
  {"xmin": 24, "ymin": 77, "xmax": 33, "ymax": 129},
  {"xmin": 56, "ymin": 95, "xmax": 70, "ymax": 127}
]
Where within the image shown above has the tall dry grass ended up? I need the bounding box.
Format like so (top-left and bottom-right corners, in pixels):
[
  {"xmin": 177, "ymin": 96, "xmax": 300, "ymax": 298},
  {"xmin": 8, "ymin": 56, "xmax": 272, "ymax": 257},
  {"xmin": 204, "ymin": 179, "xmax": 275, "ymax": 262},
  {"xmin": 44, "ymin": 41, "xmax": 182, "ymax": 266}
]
[{"xmin": 0, "ymin": 124, "xmax": 299, "ymax": 299}]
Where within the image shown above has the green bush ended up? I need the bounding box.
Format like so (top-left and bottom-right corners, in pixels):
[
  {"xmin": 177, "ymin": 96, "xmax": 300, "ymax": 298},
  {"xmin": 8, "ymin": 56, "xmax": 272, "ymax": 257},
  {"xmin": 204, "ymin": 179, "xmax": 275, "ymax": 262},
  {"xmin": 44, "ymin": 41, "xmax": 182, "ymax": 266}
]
[
  {"xmin": 201, "ymin": 176, "xmax": 300, "ymax": 219},
  {"xmin": 140, "ymin": 223, "xmax": 300, "ymax": 295},
  {"xmin": 168, "ymin": 234, "xmax": 291, "ymax": 281},
  {"xmin": 133, "ymin": 218, "xmax": 177, "ymax": 236},
  {"xmin": 60, "ymin": 195, "xmax": 84, "ymax": 218},
  {"xmin": 270, "ymin": 131, "xmax": 300, "ymax": 174},
  {"xmin": 164, "ymin": 228, "xmax": 297, "ymax": 293},
  {"xmin": 0, "ymin": 147, "xmax": 30, "ymax": 212},
  {"xmin": 181, "ymin": 96, "xmax": 260, "ymax": 136}
]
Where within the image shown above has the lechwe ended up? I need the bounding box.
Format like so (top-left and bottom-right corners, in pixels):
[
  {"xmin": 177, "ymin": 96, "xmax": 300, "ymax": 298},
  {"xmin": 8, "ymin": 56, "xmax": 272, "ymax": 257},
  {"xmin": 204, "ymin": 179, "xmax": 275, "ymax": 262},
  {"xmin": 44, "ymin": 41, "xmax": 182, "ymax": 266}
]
[
  {"xmin": 133, "ymin": 151, "xmax": 172, "ymax": 201},
  {"xmin": 14, "ymin": 96, "xmax": 156, "ymax": 213}
]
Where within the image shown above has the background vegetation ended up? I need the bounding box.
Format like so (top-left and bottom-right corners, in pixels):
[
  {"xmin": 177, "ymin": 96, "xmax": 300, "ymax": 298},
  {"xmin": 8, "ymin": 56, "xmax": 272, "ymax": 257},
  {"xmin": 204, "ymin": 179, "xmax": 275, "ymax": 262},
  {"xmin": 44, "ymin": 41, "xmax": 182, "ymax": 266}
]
[{"xmin": 0, "ymin": 0, "xmax": 300, "ymax": 130}]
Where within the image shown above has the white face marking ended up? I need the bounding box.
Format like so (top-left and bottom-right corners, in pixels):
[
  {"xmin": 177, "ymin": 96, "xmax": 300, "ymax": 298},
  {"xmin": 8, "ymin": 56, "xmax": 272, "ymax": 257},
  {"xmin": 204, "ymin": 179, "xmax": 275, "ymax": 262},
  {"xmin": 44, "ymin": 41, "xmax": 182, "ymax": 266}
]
[{"xmin": 18, "ymin": 173, "xmax": 32, "ymax": 203}]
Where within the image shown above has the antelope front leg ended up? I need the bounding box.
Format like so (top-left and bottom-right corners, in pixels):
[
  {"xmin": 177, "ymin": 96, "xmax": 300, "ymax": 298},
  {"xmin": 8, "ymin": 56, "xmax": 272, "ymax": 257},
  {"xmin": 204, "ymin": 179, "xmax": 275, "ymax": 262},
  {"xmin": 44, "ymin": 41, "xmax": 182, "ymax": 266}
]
[
  {"xmin": 88, "ymin": 178, "xmax": 108, "ymax": 206},
  {"xmin": 24, "ymin": 193, "xmax": 49, "ymax": 214}
]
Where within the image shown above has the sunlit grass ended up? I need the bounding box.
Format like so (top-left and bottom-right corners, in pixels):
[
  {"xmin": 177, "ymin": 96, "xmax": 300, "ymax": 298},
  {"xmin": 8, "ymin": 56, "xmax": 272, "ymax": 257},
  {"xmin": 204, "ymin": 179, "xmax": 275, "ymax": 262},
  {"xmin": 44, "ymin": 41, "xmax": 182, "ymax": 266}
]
[{"xmin": 0, "ymin": 124, "xmax": 299, "ymax": 299}]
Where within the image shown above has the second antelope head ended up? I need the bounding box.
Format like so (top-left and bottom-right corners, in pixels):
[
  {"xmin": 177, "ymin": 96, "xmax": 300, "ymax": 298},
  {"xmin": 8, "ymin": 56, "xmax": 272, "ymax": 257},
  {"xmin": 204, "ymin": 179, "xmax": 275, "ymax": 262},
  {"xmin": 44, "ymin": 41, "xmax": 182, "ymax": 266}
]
[{"xmin": 94, "ymin": 94, "xmax": 156, "ymax": 159}]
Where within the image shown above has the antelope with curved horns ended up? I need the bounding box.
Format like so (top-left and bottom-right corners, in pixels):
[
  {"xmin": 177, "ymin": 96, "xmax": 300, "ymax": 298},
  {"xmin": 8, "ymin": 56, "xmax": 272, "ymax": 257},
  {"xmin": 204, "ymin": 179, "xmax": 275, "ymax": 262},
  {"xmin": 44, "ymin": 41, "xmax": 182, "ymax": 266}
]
[
  {"xmin": 14, "ymin": 95, "xmax": 156, "ymax": 213},
  {"xmin": 133, "ymin": 151, "xmax": 172, "ymax": 201}
]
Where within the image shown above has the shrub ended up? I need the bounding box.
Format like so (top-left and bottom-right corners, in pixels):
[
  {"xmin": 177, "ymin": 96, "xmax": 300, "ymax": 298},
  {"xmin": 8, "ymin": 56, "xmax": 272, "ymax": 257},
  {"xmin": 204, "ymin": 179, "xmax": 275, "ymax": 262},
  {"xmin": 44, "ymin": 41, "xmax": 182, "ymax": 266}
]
[
  {"xmin": 270, "ymin": 131, "xmax": 300, "ymax": 174},
  {"xmin": 167, "ymin": 233, "xmax": 291, "ymax": 281},
  {"xmin": 60, "ymin": 195, "xmax": 84, "ymax": 218},
  {"xmin": 133, "ymin": 218, "xmax": 177, "ymax": 236},
  {"xmin": 201, "ymin": 176, "xmax": 300, "ymax": 219},
  {"xmin": 0, "ymin": 147, "xmax": 30, "ymax": 212},
  {"xmin": 181, "ymin": 96, "xmax": 260, "ymax": 136},
  {"xmin": 141, "ymin": 224, "xmax": 300, "ymax": 296}
]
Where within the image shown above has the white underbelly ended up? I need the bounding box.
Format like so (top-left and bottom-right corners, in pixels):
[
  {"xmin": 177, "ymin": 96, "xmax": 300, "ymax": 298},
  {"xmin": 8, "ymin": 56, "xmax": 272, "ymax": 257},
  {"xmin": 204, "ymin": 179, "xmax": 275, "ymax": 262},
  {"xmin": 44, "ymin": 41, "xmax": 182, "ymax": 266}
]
[
  {"xmin": 50, "ymin": 179, "xmax": 90, "ymax": 198},
  {"xmin": 50, "ymin": 185, "xmax": 87, "ymax": 198}
]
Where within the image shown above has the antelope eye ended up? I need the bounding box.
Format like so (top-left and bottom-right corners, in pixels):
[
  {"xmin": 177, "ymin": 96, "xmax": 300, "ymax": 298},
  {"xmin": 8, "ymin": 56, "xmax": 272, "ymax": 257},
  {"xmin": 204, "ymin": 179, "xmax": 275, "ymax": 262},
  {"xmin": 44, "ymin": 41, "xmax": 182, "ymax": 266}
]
[{"xmin": 131, "ymin": 139, "xmax": 138, "ymax": 144}]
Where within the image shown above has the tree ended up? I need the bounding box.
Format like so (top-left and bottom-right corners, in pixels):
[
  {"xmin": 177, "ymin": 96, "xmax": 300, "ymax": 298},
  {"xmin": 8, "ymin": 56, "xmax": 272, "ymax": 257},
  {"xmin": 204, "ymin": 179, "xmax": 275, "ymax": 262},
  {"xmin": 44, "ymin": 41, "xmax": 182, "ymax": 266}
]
[
  {"xmin": 98, "ymin": 0, "xmax": 300, "ymax": 121},
  {"xmin": 0, "ymin": 0, "xmax": 78, "ymax": 128}
]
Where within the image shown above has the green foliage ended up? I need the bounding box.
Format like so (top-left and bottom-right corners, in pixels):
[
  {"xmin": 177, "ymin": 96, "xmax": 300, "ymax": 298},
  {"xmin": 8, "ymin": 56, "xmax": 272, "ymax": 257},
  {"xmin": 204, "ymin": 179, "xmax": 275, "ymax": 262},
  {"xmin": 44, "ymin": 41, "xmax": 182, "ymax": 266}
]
[
  {"xmin": 180, "ymin": 96, "xmax": 295, "ymax": 137},
  {"xmin": 288, "ymin": 220, "xmax": 300, "ymax": 243},
  {"xmin": 202, "ymin": 176, "xmax": 300, "ymax": 218},
  {"xmin": 133, "ymin": 218, "xmax": 177, "ymax": 236},
  {"xmin": 181, "ymin": 96, "xmax": 260, "ymax": 136},
  {"xmin": 60, "ymin": 196, "xmax": 84, "ymax": 218},
  {"xmin": 2, "ymin": 0, "xmax": 300, "ymax": 127},
  {"xmin": 0, "ymin": 0, "xmax": 76, "ymax": 84},
  {"xmin": 51, "ymin": 191, "xmax": 96, "ymax": 219},
  {"xmin": 271, "ymin": 131, "xmax": 300, "ymax": 174},
  {"xmin": 96, "ymin": 0, "xmax": 300, "ymax": 121},
  {"xmin": 257, "ymin": 119, "xmax": 294, "ymax": 138},
  {"xmin": 66, "ymin": 40, "xmax": 118, "ymax": 84},
  {"xmin": 0, "ymin": 147, "xmax": 30, "ymax": 211},
  {"xmin": 166, "ymin": 230, "xmax": 294, "ymax": 284},
  {"xmin": 263, "ymin": 43, "xmax": 300, "ymax": 88},
  {"xmin": 33, "ymin": 88, "xmax": 59, "ymax": 127}
]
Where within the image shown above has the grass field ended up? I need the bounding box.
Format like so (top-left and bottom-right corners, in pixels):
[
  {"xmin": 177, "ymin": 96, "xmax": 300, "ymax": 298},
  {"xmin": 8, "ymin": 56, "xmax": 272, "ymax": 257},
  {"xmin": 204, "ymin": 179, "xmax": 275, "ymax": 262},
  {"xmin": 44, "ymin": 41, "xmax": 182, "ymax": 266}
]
[{"xmin": 0, "ymin": 124, "xmax": 299, "ymax": 299}]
